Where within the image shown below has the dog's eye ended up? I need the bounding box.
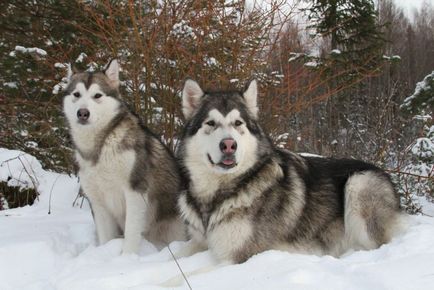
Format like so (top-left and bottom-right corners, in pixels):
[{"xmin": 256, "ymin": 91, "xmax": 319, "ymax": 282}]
[
  {"xmin": 206, "ymin": 120, "xmax": 216, "ymax": 127},
  {"xmin": 234, "ymin": 120, "xmax": 243, "ymax": 127},
  {"xmin": 73, "ymin": 92, "xmax": 80, "ymax": 98},
  {"xmin": 94, "ymin": 93, "xmax": 102, "ymax": 99}
]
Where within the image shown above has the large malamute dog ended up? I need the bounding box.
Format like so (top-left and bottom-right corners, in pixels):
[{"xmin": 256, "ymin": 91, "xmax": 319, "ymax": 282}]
[
  {"xmin": 63, "ymin": 60, "xmax": 185, "ymax": 254},
  {"xmin": 177, "ymin": 79, "xmax": 404, "ymax": 263}
]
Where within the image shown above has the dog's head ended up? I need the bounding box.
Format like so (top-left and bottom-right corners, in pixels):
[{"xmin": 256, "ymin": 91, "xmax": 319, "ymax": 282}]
[
  {"xmin": 180, "ymin": 79, "xmax": 272, "ymax": 176},
  {"xmin": 63, "ymin": 60, "xmax": 122, "ymax": 131}
]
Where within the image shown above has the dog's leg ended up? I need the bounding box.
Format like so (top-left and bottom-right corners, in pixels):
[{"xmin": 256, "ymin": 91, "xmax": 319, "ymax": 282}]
[
  {"xmin": 92, "ymin": 202, "xmax": 120, "ymax": 245},
  {"xmin": 122, "ymin": 191, "xmax": 148, "ymax": 254}
]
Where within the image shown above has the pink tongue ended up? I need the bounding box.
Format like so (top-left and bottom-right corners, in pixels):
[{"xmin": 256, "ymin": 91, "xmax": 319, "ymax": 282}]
[{"xmin": 222, "ymin": 159, "xmax": 235, "ymax": 165}]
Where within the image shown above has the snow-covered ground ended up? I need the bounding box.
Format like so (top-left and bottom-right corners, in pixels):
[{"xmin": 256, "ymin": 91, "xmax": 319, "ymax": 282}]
[{"xmin": 1, "ymin": 148, "xmax": 434, "ymax": 290}]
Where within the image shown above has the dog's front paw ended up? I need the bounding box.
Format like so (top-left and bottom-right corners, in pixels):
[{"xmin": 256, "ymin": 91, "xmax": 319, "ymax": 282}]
[{"xmin": 121, "ymin": 239, "xmax": 140, "ymax": 255}]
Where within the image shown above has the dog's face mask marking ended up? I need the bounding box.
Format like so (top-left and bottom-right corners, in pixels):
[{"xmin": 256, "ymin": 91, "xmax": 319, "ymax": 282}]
[
  {"xmin": 63, "ymin": 60, "xmax": 121, "ymax": 131},
  {"xmin": 181, "ymin": 80, "xmax": 259, "ymax": 175}
]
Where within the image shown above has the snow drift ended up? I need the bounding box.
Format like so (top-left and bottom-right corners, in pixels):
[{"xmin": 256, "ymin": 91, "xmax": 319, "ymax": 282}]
[{"xmin": 1, "ymin": 148, "xmax": 434, "ymax": 290}]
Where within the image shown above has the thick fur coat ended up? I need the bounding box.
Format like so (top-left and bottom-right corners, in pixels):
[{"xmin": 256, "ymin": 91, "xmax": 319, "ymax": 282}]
[
  {"xmin": 177, "ymin": 79, "xmax": 404, "ymax": 263},
  {"xmin": 63, "ymin": 60, "xmax": 185, "ymax": 254}
]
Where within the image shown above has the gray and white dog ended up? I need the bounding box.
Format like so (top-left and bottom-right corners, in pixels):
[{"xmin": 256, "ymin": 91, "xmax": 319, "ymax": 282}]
[
  {"xmin": 177, "ymin": 79, "xmax": 405, "ymax": 263},
  {"xmin": 63, "ymin": 60, "xmax": 185, "ymax": 254}
]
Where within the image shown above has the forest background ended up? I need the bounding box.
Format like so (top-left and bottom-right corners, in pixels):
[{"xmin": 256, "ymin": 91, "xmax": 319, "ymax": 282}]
[{"xmin": 0, "ymin": 0, "xmax": 433, "ymax": 213}]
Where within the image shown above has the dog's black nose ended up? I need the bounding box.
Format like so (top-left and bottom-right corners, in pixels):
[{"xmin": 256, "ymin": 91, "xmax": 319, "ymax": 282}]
[
  {"xmin": 219, "ymin": 138, "xmax": 237, "ymax": 154},
  {"xmin": 77, "ymin": 108, "xmax": 90, "ymax": 121}
]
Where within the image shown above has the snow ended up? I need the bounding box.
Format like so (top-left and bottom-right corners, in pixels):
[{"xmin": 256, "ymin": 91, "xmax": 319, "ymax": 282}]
[
  {"xmin": 54, "ymin": 63, "xmax": 68, "ymax": 68},
  {"xmin": 331, "ymin": 49, "xmax": 341, "ymax": 55},
  {"xmin": 382, "ymin": 55, "xmax": 401, "ymax": 61},
  {"xmin": 276, "ymin": 133, "xmax": 289, "ymax": 141},
  {"xmin": 276, "ymin": 133, "xmax": 290, "ymax": 148},
  {"xmin": 401, "ymin": 70, "xmax": 434, "ymax": 110},
  {"xmin": 14, "ymin": 45, "xmax": 47, "ymax": 57},
  {"xmin": 75, "ymin": 52, "xmax": 87, "ymax": 63},
  {"xmin": 24, "ymin": 141, "xmax": 38, "ymax": 149},
  {"xmin": 413, "ymin": 114, "xmax": 432, "ymax": 121},
  {"xmin": 204, "ymin": 56, "xmax": 219, "ymax": 67},
  {"xmin": 52, "ymin": 77, "xmax": 69, "ymax": 95},
  {"xmin": 155, "ymin": 57, "xmax": 177, "ymax": 68},
  {"xmin": 2, "ymin": 148, "xmax": 434, "ymax": 290},
  {"xmin": 170, "ymin": 20, "xmax": 196, "ymax": 39},
  {"xmin": 4, "ymin": 82, "xmax": 18, "ymax": 89},
  {"xmin": 411, "ymin": 137, "xmax": 434, "ymax": 158},
  {"xmin": 304, "ymin": 61, "xmax": 319, "ymax": 68},
  {"xmin": 288, "ymin": 52, "xmax": 304, "ymax": 62},
  {"xmin": 299, "ymin": 152, "xmax": 324, "ymax": 158},
  {"xmin": 138, "ymin": 83, "xmax": 146, "ymax": 92}
]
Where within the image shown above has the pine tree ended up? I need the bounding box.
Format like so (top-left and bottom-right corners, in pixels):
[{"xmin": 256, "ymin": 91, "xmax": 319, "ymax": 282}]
[
  {"xmin": 0, "ymin": 1, "xmax": 93, "ymax": 172},
  {"xmin": 292, "ymin": 0, "xmax": 390, "ymax": 159},
  {"xmin": 401, "ymin": 71, "xmax": 434, "ymax": 115},
  {"xmin": 305, "ymin": 0, "xmax": 386, "ymax": 69},
  {"xmin": 398, "ymin": 71, "xmax": 434, "ymax": 213}
]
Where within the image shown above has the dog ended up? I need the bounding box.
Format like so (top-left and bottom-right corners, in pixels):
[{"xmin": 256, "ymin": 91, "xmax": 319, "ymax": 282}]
[
  {"xmin": 176, "ymin": 79, "xmax": 404, "ymax": 263},
  {"xmin": 63, "ymin": 59, "xmax": 185, "ymax": 254}
]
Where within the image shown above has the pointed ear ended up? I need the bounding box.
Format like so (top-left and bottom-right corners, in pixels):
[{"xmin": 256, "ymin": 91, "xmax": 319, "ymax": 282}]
[
  {"xmin": 243, "ymin": 79, "xmax": 258, "ymax": 118},
  {"xmin": 104, "ymin": 59, "xmax": 120, "ymax": 87},
  {"xmin": 182, "ymin": 79, "xmax": 204, "ymax": 119},
  {"xmin": 66, "ymin": 63, "xmax": 79, "ymax": 83}
]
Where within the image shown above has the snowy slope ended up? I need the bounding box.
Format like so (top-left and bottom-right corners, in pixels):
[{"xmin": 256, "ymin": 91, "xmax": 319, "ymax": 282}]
[{"xmin": 1, "ymin": 148, "xmax": 434, "ymax": 290}]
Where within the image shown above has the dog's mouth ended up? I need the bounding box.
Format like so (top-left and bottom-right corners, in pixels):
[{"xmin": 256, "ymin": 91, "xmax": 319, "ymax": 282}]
[
  {"xmin": 207, "ymin": 154, "xmax": 237, "ymax": 169},
  {"xmin": 77, "ymin": 119, "xmax": 89, "ymax": 125}
]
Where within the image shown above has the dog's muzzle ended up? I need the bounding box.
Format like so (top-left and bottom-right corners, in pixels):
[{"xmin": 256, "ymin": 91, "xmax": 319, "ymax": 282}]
[{"xmin": 207, "ymin": 153, "xmax": 237, "ymax": 169}]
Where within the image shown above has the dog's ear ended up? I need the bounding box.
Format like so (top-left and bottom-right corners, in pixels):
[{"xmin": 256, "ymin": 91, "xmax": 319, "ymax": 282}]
[
  {"xmin": 182, "ymin": 79, "xmax": 203, "ymax": 119},
  {"xmin": 104, "ymin": 59, "xmax": 120, "ymax": 87},
  {"xmin": 66, "ymin": 63, "xmax": 80, "ymax": 83},
  {"xmin": 243, "ymin": 79, "xmax": 258, "ymax": 118}
]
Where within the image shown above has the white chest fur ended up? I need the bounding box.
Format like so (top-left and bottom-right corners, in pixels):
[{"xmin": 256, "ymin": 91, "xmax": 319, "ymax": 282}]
[{"xmin": 76, "ymin": 133, "xmax": 136, "ymax": 231}]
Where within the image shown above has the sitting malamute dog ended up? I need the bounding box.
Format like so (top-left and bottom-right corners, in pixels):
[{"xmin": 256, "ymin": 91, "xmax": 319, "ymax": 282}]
[
  {"xmin": 63, "ymin": 60, "xmax": 185, "ymax": 254},
  {"xmin": 177, "ymin": 79, "xmax": 404, "ymax": 263}
]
